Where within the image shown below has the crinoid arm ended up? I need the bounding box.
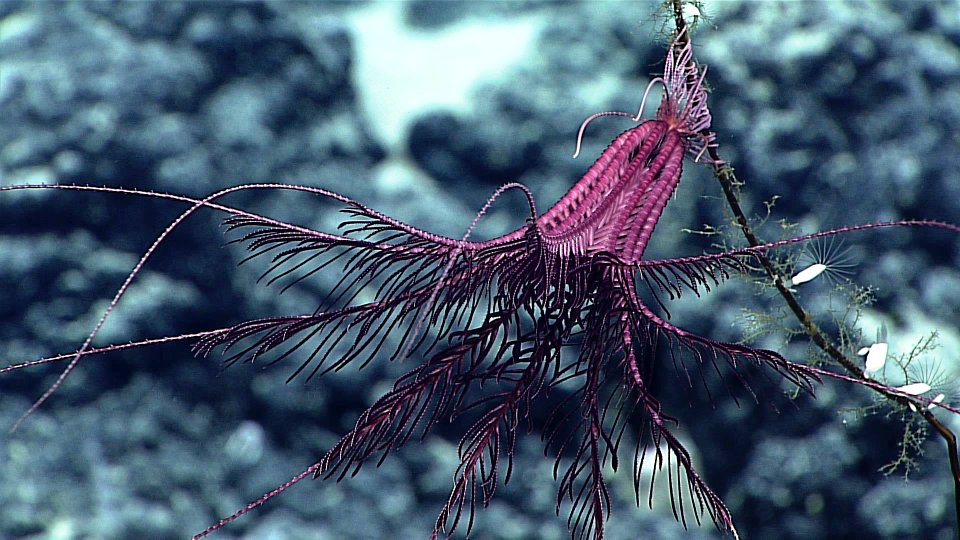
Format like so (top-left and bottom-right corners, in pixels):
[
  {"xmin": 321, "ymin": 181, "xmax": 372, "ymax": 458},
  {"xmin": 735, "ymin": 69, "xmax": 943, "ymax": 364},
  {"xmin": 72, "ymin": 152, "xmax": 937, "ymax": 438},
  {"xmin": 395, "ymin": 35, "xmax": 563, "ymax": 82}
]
[
  {"xmin": 629, "ymin": 218, "xmax": 960, "ymax": 403},
  {"xmin": 540, "ymin": 297, "xmax": 743, "ymax": 539},
  {"xmin": 195, "ymin": 302, "xmax": 572, "ymax": 540},
  {"xmin": 3, "ymin": 180, "xmax": 556, "ymax": 540},
  {"xmin": 0, "ymin": 182, "xmax": 535, "ymax": 428},
  {"xmin": 620, "ymin": 320, "xmax": 739, "ymax": 536},
  {"xmin": 612, "ymin": 251, "xmax": 819, "ymax": 406},
  {"xmin": 191, "ymin": 182, "xmax": 542, "ymax": 383}
]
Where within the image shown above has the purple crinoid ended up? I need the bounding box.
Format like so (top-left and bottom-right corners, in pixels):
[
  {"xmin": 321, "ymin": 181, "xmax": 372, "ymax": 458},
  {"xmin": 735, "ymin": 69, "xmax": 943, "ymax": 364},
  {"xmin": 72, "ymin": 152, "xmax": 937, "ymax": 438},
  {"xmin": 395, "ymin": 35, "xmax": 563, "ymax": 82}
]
[
  {"xmin": 181, "ymin": 33, "xmax": 811, "ymax": 539},
  {"xmin": 4, "ymin": 22, "xmax": 959, "ymax": 540}
]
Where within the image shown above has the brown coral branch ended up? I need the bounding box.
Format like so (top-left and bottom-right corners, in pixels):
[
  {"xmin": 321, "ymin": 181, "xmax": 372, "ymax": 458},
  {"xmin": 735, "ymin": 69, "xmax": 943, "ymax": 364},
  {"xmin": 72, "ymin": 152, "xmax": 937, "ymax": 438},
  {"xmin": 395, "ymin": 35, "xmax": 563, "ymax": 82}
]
[{"xmin": 667, "ymin": 0, "xmax": 960, "ymax": 529}]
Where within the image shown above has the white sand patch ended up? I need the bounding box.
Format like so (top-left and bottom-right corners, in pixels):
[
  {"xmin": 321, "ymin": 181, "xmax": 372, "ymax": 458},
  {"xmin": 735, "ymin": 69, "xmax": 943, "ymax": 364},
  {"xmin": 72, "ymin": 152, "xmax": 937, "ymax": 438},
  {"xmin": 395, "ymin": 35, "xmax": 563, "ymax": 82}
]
[{"xmin": 345, "ymin": 3, "xmax": 542, "ymax": 151}]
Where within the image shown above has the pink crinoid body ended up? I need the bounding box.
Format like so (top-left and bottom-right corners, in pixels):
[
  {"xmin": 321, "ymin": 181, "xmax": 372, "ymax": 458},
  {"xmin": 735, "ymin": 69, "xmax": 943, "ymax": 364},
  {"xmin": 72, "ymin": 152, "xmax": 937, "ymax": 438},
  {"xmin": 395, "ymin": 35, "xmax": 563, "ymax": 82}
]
[
  {"xmin": 541, "ymin": 30, "xmax": 717, "ymax": 264},
  {"xmin": 539, "ymin": 120, "xmax": 685, "ymax": 263}
]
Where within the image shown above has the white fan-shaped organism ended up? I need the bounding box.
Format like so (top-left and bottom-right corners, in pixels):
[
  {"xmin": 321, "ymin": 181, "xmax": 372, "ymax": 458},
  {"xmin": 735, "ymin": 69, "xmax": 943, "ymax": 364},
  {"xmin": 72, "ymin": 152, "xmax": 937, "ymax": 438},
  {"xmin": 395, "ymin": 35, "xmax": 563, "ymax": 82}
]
[{"xmin": 787, "ymin": 235, "xmax": 857, "ymax": 287}]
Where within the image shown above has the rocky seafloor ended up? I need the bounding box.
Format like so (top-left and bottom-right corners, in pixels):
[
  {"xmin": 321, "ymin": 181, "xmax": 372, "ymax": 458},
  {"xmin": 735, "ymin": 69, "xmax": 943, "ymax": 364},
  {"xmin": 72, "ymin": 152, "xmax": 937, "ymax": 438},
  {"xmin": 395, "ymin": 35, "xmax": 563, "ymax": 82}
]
[{"xmin": 2, "ymin": 1, "xmax": 958, "ymax": 539}]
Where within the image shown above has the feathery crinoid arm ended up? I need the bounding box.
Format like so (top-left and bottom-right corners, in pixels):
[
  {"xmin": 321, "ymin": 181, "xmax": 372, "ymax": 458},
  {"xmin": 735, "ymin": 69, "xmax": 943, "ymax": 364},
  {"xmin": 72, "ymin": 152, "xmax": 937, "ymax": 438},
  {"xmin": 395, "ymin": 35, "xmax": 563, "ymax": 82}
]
[
  {"xmin": 619, "ymin": 249, "xmax": 821, "ymax": 405},
  {"xmin": 272, "ymin": 301, "xmax": 574, "ymax": 540},
  {"xmin": 655, "ymin": 26, "xmax": 718, "ymax": 164},
  {"xmin": 541, "ymin": 271, "xmax": 779, "ymax": 539},
  {"xmin": 194, "ymin": 188, "xmax": 537, "ymax": 382},
  {"xmin": 540, "ymin": 281, "xmax": 746, "ymax": 540}
]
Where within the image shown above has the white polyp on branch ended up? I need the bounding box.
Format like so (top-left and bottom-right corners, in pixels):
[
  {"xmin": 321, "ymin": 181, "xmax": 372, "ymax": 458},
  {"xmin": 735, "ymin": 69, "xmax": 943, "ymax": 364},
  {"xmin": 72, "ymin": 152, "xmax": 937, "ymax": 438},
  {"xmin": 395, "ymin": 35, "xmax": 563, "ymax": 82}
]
[
  {"xmin": 895, "ymin": 382, "xmax": 932, "ymax": 396},
  {"xmin": 789, "ymin": 236, "xmax": 857, "ymax": 288},
  {"xmin": 863, "ymin": 324, "xmax": 888, "ymax": 377},
  {"xmin": 864, "ymin": 342, "xmax": 887, "ymax": 375},
  {"xmin": 929, "ymin": 393, "xmax": 946, "ymax": 410},
  {"xmin": 789, "ymin": 263, "xmax": 827, "ymax": 286},
  {"xmin": 900, "ymin": 382, "xmax": 932, "ymax": 413}
]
